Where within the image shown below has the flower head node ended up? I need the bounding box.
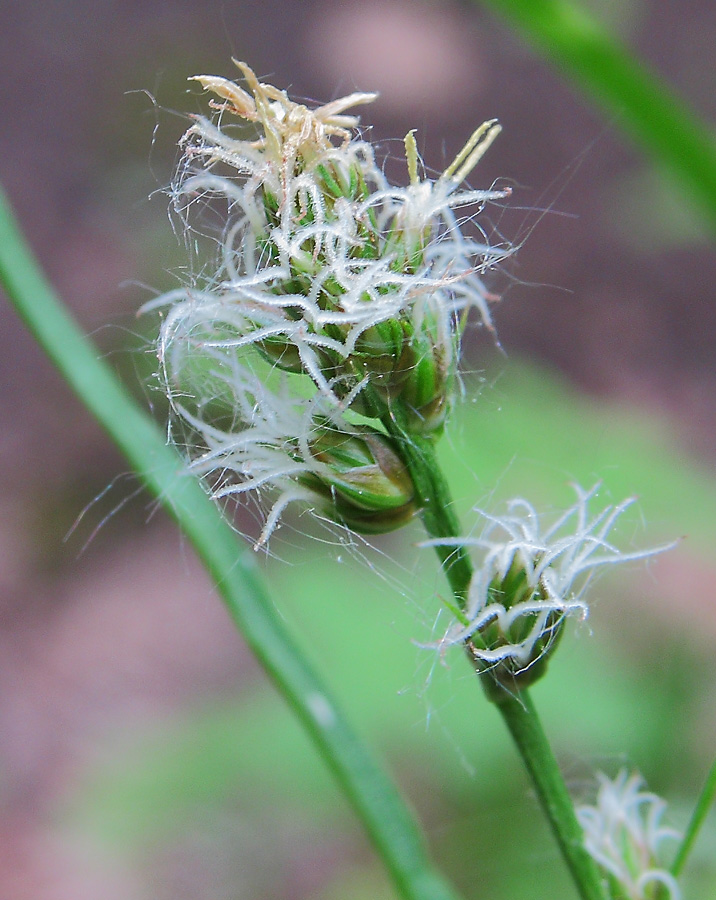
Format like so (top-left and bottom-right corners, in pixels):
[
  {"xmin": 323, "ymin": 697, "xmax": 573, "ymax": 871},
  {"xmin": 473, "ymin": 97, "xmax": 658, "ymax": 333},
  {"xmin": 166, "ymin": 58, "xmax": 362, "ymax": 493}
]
[
  {"xmin": 577, "ymin": 770, "xmax": 682, "ymax": 900},
  {"xmin": 146, "ymin": 61, "xmax": 510, "ymax": 540},
  {"xmin": 423, "ymin": 485, "xmax": 669, "ymax": 687}
]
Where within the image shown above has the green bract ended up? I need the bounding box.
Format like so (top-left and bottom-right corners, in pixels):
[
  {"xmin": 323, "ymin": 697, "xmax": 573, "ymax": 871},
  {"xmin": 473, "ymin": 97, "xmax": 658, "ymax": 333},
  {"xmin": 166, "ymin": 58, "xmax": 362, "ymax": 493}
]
[{"xmin": 306, "ymin": 425, "xmax": 416, "ymax": 533}]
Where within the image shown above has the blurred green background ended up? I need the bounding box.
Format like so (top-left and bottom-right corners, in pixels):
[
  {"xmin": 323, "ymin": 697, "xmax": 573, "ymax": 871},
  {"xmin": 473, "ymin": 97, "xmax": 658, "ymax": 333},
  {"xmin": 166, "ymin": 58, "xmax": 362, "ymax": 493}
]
[{"xmin": 1, "ymin": 1, "xmax": 715, "ymax": 898}]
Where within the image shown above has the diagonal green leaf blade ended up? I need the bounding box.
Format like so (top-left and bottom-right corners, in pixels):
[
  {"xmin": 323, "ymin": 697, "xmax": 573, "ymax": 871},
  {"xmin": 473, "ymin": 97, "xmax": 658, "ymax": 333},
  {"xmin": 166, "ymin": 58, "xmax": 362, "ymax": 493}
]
[
  {"xmin": 0, "ymin": 184, "xmax": 462, "ymax": 900},
  {"xmin": 476, "ymin": 0, "xmax": 716, "ymax": 237}
]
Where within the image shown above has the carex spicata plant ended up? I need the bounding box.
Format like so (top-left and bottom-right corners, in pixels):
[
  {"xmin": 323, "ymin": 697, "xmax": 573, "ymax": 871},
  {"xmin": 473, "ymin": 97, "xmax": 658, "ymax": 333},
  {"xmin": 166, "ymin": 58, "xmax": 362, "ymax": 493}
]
[
  {"xmin": 143, "ymin": 62, "xmax": 685, "ymax": 900},
  {"xmin": 1, "ymin": 3, "xmax": 712, "ymax": 893}
]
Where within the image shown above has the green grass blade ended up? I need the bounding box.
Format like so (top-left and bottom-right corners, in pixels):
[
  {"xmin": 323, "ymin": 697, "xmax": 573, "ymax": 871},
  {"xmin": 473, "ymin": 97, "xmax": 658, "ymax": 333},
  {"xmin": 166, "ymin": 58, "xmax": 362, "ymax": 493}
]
[
  {"xmin": 0, "ymin": 184, "xmax": 462, "ymax": 900},
  {"xmin": 671, "ymin": 754, "xmax": 716, "ymax": 878},
  {"xmin": 475, "ymin": 0, "xmax": 716, "ymax": 237}
]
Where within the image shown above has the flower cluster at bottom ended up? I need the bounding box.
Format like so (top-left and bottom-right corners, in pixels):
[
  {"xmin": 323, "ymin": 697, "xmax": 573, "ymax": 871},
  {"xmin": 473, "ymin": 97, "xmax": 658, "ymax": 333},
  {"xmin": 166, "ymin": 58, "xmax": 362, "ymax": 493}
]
[{"xmin": 577, "ymin": 770, "xmax": 682, "ymax": 900}]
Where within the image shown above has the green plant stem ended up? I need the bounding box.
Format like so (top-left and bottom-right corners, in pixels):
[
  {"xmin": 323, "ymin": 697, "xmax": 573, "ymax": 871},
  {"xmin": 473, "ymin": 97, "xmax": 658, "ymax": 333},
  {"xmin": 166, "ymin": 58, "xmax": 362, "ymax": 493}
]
[
  {"xmin": 0, "ymin": 185, "xmax": 463, "ymax": 900},
  {"xmin": 381, "ymin": 407, "xmax": 474, "ymax": 607},
  {"xmin": 474, "ymin": 0, "xmax": 716, "ymax": 238},
  {"xmin": 387, "ymin": 406, "xmax": 607, "ymax": 900},
  {"xmin": 496, "ymin": 691, "xmax": 607, "ymax": 900},
  {"xmin": 671, "ymin": 753, "xmax": 716, "ymax": 878}
]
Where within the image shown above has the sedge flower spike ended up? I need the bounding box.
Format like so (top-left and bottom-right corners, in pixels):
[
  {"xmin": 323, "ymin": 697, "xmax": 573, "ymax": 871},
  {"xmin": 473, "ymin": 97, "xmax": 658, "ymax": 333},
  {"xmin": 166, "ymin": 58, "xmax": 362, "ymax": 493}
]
[
  {"xmin": 145, "ymin": 61, "xmax": 510, "ymax": 541},
  {"xmin": 155, "ymin": 323, "xmax": 416, "ymax": 545},
  {"xmin": 577, "ymin": 771, "xmax": 682, "ymax": 900},
  {"xmin": 424, "ymin": 485, "xmax": 669, "ymax": 687}
]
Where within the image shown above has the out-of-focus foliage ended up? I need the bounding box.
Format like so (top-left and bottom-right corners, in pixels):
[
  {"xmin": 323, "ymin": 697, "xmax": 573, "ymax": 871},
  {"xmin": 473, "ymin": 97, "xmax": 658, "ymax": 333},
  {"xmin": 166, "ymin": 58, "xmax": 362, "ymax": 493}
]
[{"xmin": 474, "ymin": 0, "xmax": 716, "ymax": 236}]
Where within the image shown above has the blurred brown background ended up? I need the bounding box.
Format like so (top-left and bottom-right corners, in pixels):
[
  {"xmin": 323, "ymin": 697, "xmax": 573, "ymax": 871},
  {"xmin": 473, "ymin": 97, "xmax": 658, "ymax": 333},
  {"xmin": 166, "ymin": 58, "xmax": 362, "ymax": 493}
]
[{"xmin": 1, "ymin": 1, "xmax": 715, "ymax": 897}]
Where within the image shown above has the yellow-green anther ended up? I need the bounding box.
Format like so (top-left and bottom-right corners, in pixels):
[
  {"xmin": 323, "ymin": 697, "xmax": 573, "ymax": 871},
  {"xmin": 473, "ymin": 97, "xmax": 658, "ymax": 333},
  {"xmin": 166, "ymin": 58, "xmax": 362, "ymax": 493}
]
[
  {"xmin": 404, "ymin": 129, "xmax": 420, "ymax": 186},
  {"xmin": 443, "ymin": 119, "xmax": 501, "ymax": 184}
]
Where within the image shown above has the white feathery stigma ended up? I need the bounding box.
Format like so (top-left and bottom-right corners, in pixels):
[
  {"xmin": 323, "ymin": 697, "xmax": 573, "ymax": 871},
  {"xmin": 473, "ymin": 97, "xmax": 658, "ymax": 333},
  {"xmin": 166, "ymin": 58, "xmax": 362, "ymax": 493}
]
[
  {"xmin": 577, "ymin": 770, "xmax": 682, "ymax": 900},
  {"xmin": 424, "ymin": 484, "xmax": 670, "ymax": 675}
]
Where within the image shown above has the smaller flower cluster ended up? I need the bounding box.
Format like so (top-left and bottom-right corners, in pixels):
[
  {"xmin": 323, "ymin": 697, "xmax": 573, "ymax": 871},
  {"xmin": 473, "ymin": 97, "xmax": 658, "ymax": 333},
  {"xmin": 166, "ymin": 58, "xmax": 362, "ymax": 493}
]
[
  {"xmin": 146, "ymin": 61, "xmax": 509, "ymax": 541},
  {"xmin": 424, "ymin": 485, "xmax": 666, "ymax": 686},
  {"xmin": 156, "ymin": 323, "xmax": 416, "ymax": 546},
  {"xmin": 577, "ymin": 770, "xmax": 682, "ymax": 900}
]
